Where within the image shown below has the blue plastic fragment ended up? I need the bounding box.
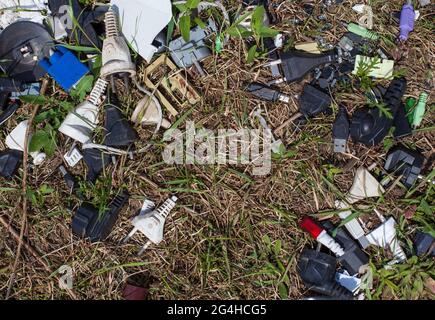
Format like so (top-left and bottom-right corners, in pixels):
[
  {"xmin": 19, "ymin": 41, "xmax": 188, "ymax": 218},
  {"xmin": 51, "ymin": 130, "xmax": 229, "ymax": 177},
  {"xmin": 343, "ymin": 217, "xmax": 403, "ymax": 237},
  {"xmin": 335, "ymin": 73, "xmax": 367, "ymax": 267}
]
[{"xmin": 39, "ymin": 46, "xmax": 89, "ymax": 92}]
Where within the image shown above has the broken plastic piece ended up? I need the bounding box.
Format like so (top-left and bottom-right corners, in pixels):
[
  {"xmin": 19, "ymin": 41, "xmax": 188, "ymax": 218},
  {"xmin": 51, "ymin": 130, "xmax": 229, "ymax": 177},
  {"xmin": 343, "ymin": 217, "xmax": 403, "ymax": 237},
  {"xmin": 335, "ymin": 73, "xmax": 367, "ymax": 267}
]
[
  {"xmin": 332, "ymin": 106, "xmax": 349, "ymax": 153},
  {"xmin": 72, "ymin": 190, "xmax": 129, "ymax": 242},
  {"xmin": 247, "ymin": 82, "xmax": 290, "ymax": 103},
  {"xmin": 6, "ymin": 120, "xmax": 46, "ymax": 165},
  {"xmin": 59, "ymin": 78, "xmax": 108, "ymax": 144},
  {"xmin": 352, "ymin": 4, "xmax": 373, "ymax": 30},
  {"xmin": 321, "ymin": 221, "xmax": 369, "ymax": 276},
  {"xmin": 399, "ymin": 0, "xmax": 415, "ymax": 41},
  {"xmin": 123, "ymin": 283, "xmax": 148, "ymax": 300},
  {"xmin": 299, "ymin": 84, "xmax": 331, "ymax": 118},
  {"xmin": 100, "ymin": 8, "xmax": 136, "ymax": 79},
  {"xmin": 82, "ymin": 148, "xmax": 111, "ymax": 183},
  {"xmin": 335, "ymin": 167, "xmax": 385, "ymax": 248},
  {"xmin": 47, "ymin": 0, "xmax": 107, "ymax": 48},
  {"xmin": 169, "ymin": 19, "xmax": 217, "ymax": 75},
  {"xmin": 122, "ymin": 196, "xmax": 178, "ymax": 255},
  {"xmin": 143, "ymin": 54, "xmax": 201, "ymax": 117},
  {"xmin": 413, "ymin": 231, "xmax": 434, "ymax": 257},
  {"xmin": 39, "ymin": 46, "xmax": 90, "ymax": 92},
  {"xmin": 0, "ymin": 149, "xmax": 22, "ymax": 178},
  {"xmin": 131, "ymin": 95, "xmax": 168, "ymax": 130},
  {"xmin": 110, "ymin": 0, "xmax": 172, "ymax": 63},
  {"xmin": 295, "ymin": 42, "xmax": 321, "ymax": 54},
  {"xmin": 384, "ymin": 145, "xmax": 425, "ymax": 188},
  {"xmin": 103, "ymin": 93, "xmax": 138, "ymax": 147},
  {"xmin": 365, "ymin": 215, "xmax": 407, "ymax": 264},
  {"xmin": 297, "ymin": 248, "xmax": 354, "ymax": 300},
  {"xmin": 335, "ymin": 271, "xmax": 361, "ymax": 294},
  {"xmin": 0, "ymin": 20, "xmax": 54, "ymax": 82},
  {"xmin": 350, "ymin": 77, "xmax": 407, "ymax": 146},
  {"xmin": 353, "ymin": 55, "xmax": 394, "ymax": 79}
]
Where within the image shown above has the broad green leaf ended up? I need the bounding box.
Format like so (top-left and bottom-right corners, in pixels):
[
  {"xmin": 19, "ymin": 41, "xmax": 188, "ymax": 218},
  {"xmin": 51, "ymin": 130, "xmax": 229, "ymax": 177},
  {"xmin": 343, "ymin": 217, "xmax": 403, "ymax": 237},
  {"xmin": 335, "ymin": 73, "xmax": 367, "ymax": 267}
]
[
  {"xmin": 251, "ymin": 6, "xmax": 266, "ymax": 33},
  {"xmin": 247, "ymin": 44, "xmax": 258, "ymax": 64},
  {"xmin": 29, "ymin": 130, "xmax": 49, "ymax": 153},
  {"xmin": 194, "ymin": 17, "xmax": 206, "ymax": 29},
  {"xmin": 258, "ymin": 25, "xmax": 279, "ymax": 38},
  {"xmin": 20, "ymin": 95, "xmax": 51, "ymax": 105},
  {"xmin": 187, "ymin": 0, "xmax": 200, "ymax": 9},
  {"xmin": 180, "ymin": 15, "xmax": 191, "ymax": 42}
]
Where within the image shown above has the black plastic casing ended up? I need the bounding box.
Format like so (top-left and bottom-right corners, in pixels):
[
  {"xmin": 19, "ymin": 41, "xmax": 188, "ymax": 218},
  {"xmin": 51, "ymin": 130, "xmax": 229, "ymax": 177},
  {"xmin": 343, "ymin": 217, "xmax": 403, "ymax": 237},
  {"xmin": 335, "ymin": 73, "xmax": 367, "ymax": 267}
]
[
  {"xmin": 413, "ymin": 231, "xmax": 435, "ymax": 257},
  {"xmin": 83, "ymin": 148, "xmax": 112, "ymax": 183},
  {"xmin": 321, "ymin": 221, "xmax": 369, "ymax": 276},
  {"xmin": 350, "ymin": 78, "xmax": 407, "ymax": 146},
  {"xmin": 297, "ymin": 248, "xmax": 354, "ymax": 300},
  {"xmin": 247, "ymin": 82, "xmax": 281, "ymax": 102},
  {"xmin": 280, "ymin": 50, "xmax": 336, "ymax": 83},
  {"xmin": 0, "ymin": 150, "xmax": 23, "ymax": 178},
  {"xmin": 384, "ymin": 145, "xmax": 425, "ymax": 188},
  {"xmin": 299, "ymin": 85, "xmax": 331, "ymax": 118},
  {"xmin": 72, "ymin": 191, "xmax": 129, "ymax": 242}
]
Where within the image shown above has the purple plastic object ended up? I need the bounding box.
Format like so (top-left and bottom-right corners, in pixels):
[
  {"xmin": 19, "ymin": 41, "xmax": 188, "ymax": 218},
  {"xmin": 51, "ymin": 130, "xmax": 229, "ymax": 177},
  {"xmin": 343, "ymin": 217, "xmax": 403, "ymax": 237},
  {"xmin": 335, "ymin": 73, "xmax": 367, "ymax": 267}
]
[{"xmin": 399, "ymin": 0, "xmax": 415, "ymax": 41}]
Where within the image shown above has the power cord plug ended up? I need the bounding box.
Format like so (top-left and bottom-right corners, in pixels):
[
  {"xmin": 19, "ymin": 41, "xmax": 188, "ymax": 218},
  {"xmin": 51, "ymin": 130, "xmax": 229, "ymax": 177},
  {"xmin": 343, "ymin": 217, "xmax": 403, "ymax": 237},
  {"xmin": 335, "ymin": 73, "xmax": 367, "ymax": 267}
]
[
  {"xmin": 266, "ymin": 50, "xmax": 338, "ymax": 84},
  {"xmin": 122, "ymin": 196, "xmax": 178, "ymax": 255},
  {"xmin": 246, "ymin": 82, "xmax": 290, "ymax": 103}
]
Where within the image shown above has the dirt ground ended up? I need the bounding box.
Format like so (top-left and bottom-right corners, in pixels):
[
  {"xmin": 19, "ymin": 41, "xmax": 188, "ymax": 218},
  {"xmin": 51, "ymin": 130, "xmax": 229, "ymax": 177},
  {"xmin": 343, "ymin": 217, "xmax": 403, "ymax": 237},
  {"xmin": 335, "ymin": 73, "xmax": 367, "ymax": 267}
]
[{"xmin": 0, "ymin": 0, "xmax": 434, "ymax": 300}]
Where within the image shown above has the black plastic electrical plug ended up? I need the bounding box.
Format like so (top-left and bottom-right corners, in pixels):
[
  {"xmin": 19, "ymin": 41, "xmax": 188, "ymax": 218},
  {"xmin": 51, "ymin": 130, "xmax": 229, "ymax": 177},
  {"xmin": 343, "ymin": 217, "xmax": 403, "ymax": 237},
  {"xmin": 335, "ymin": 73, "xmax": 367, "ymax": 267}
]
[
  {"xmin": 246, "ymin": 82, "xmax": 290, "ymax": 103},
  {"xmin": 413, "ymin": 231, "xmax": 434, "ymax": 257},
  {"xmin": 350, "ymin": 77, "xmax": 407, "ymax": 146},
  {"xmin": 72, "ymin": 190, "xmax": 129, "ymax": 242},
  {"xmin": 297, "ymin": 248, "xmax": 354, "ymax": 300},
  {"xmin": 384, "ymin": 145, "xmax": 425, "ymax": 188},
  {"xmin": 270, "ymin": 50, "xmax": 337, "ymax": 84},
  {"xmin": 321, "ymin": 221, "xmax": 369, "ymax": 276},
  {"xmin": 83, "ymin": 148, "xmax": 112, "ymax": 183},
  {"xmin": 332, "ymin": 107, "xmax": 349, "ymax": 153},
  {"xmin": 299, "ymin": 84, "xmax": 331, "ymax": 118},
  {"xmin": 0, "ymin": 150, "xmax": 23, "ymax": 178},
  {"xmin": 103, "ymin": 93, "xmax": 138, "ymax": 148}
]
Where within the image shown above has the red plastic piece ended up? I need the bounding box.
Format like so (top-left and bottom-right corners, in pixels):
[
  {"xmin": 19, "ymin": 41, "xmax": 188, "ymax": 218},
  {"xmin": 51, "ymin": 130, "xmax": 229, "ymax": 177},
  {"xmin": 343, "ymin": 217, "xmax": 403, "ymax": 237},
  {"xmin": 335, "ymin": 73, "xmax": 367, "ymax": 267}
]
[{"xmin": 300, "ymin": 217, "xmax": 323, "ymax": 239}]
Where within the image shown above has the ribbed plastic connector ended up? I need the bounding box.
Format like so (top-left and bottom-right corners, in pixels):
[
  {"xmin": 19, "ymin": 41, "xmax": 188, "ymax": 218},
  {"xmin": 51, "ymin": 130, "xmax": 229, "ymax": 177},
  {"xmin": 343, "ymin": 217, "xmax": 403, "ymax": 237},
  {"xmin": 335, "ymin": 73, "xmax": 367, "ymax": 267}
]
[
  {"xmin": 157, "ymin": 196, "xmax": 178, "ymax": 219},
  {"xmin": 88, "ymin": 78, "xmax": 108, "ymax": 106},
  {"xmin": 105, "ymin": 9, "xmax": 119, "ymax": 37}
]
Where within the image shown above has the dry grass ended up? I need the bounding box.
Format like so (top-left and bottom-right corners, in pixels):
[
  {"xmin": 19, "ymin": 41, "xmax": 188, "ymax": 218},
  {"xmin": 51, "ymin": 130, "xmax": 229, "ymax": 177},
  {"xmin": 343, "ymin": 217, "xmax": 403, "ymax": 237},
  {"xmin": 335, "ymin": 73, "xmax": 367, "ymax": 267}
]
[{"xmin": 0, "ymin": 0, "xmax": 434, "ymax": 300}]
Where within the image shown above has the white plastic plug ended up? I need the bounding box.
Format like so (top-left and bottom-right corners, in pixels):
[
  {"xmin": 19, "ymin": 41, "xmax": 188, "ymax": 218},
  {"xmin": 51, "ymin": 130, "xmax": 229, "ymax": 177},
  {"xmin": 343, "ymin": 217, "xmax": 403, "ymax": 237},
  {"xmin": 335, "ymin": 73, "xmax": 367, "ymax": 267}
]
[
  {"xmin": 335, "ymin": 166, "xmax": 385, "ymax": 248},
  {"xmin": 100, "ymin": 8, "xmax": 136, "ymax": 79},
  {"xmin": 59, "ymin": 78, "xmax": 108, "ymax": 144},
  {"xmin": 6, "ymin": 120, "xmax": 46, "ymax": 165},
  {"xmin": 365, "ymin": 213, "xmax": 407, "ymax": 264},
  {"xmin": 122, "ymin": 196, "xmax": 178, "ymax": 255}
]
